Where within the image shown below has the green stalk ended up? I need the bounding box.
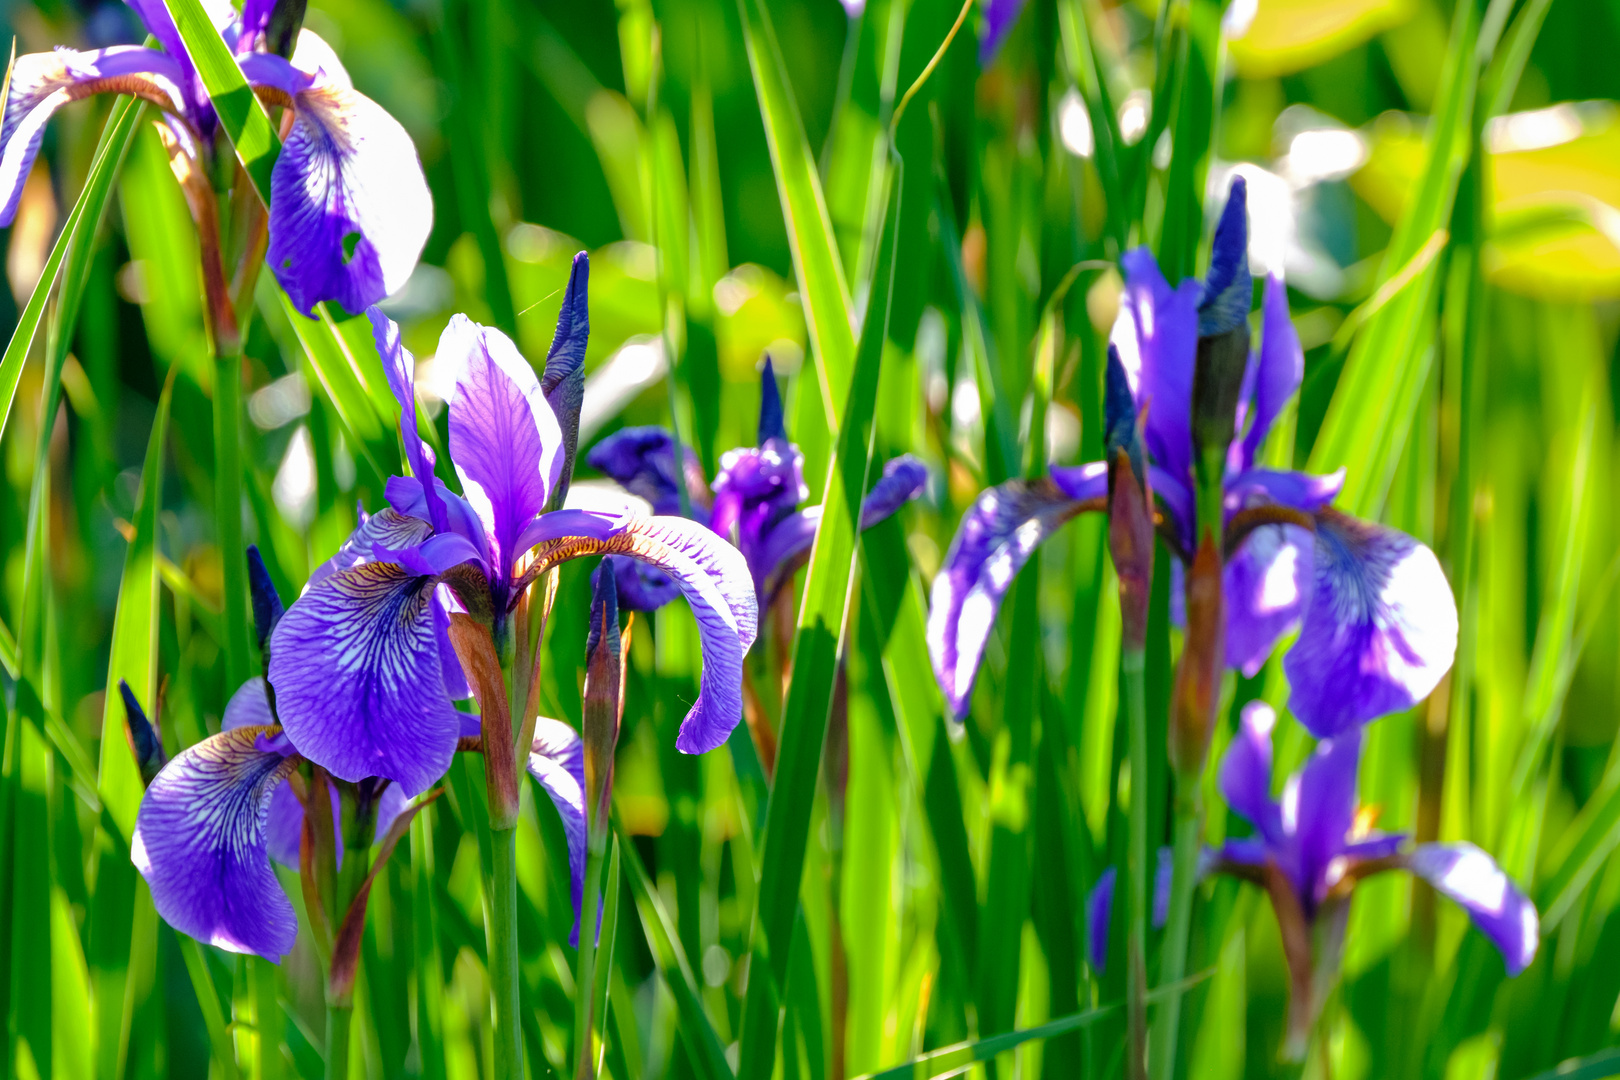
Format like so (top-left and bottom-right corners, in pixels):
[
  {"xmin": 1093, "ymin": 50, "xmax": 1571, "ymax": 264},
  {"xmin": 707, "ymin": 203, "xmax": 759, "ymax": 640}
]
[
  {"xmin": 487, "ymin": 825, "xmax": 523, "ymax": 1079},
  {"xmin": 213, "ymin": 345, "xmax": 251, "ymax": 690},
  {"xmin": 323, "ymin": 1002, "xmax": 352, "ymax": 1080},
  {"xmin": 1149, "ymin": 785, "xmax": 1201, "ymax": 1080},
  {"xmin": 574, "ymin": 839, "xmax": 606, "ymax": 1080},
  {"xmin": 1124, "ymin": 647, "xmax": 1149, "ymax": 1080}
]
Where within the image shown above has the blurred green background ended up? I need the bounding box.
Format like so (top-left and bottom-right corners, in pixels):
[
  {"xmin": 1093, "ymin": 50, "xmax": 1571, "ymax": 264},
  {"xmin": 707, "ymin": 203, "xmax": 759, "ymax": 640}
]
[{"xmin": 2, "ymin": 0, "xmax": 1619, "ymax": 1077}]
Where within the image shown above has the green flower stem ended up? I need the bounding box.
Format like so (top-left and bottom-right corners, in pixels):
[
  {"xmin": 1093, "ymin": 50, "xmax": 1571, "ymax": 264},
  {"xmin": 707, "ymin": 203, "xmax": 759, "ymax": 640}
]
[
  {"xmin": 1124, "ymin": 645, "xmax": 1149, "ymax": 1080},
  {"xmin": 574, "ymin": 835, "xmax": 606, "ymax": 1080},
  {"xmin": 1149, "ymin": 782, "xmax": 1202, "ymax": 1080},
  {"xmin": 212, "ymin": 347, "xmax": 251, "ymax": 689},
  {"xmin": 323, "ymin": 1002, "xmax": 351, "ymax": 1080},
  {"xmin": 488, "ymin": 824, "xmax": 524, "ymax": 1079}
]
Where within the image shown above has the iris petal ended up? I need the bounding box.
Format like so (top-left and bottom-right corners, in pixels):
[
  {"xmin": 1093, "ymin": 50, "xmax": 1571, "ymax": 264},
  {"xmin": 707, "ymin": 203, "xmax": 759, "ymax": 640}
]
[
  {"xmin": 586, "ymin": 427, "xmax": 690, "ymax": 517},
  {"xmin": 926, "ymin": 478, "xmax": 1094, "ymax": 718},
  {"xmin": 859, "ymin": 455, "xmax": 929, "ymax": 528},
  {"xmin": 1285, "ymin": 511, "xmax": 1458, "ymax": 737},
  {"xmin": 526, "ymin": 511, "xmax": 757, "ymax": 754},
  {"xmin": 442, "ymin": 315, "xmax": 564, "ymax": 576},
  {"xmin": 1112, "ymin": 249, "xmax": 1200, "ymax": 489},
  {"xmin": 0, "ymin": 47, "xmax": 186, "ymax": 226},
  {"xmin": 132, "ymin": 726, "xmax": 299, "ymax": 961},
  {"xmin": 1407, "ymin": 842, "xmax": 1538, "ymax": 975},
  {"xmin": 597, "ymin": 554, "xmax": 683, "ymax": 612},
  {"xmin": 1237, "ymin": 275, "xmax": 1302, "ymax": 470},
  {"xmin": 269, "ymin": 562, "xmax": 462, "ymax": 796},
  {"xmin": 1086, "ymin": 866, "xmax": 1116, "ymax": 973},
  {"xmin": 527, "ymin": 718, "xmax": 587, "ymax": 946},
  {"xmin": 1292, "ymin": 728, "xmax": 1362, "ymax": 904},
  {"xmin": 710, "ymin": 440, "xmax": 807, "ymax": 565},
  {"xmin": 1224, "ymin": 523, "xmax": 1312, "ymax": 677},
  {"xmin": 370, "ymin": 307, "xmax": 448, "ymax": 533},
  {"xmin": 1219, "ymin": 701, "xmax": 1284, "ymax": 845},
  {"xmin": 540, "ymin": 252, "xmax": 590, "ymax": 506},
  {"xmin": 244, "ymin": 52, "xmax": 432, "ymax": 317}
]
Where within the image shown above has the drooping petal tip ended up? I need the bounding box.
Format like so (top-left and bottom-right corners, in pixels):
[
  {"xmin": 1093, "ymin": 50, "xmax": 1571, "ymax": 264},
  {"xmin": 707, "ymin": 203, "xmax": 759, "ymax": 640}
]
[
  {"xmin": 1408, "ymin": 842, "xmax": 1538, "ymax": 975},
  {"xmin": 528, "ymin": 717, "xmax": 587, "ymax": 946}
]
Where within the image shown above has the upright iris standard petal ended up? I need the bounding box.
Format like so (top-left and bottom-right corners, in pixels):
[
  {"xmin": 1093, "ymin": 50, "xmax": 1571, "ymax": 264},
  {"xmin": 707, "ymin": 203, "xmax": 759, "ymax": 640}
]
[
  {"xmin": 927, "ymin": 473, "xmax": 1104, "ymax": 718},
  {"xmin": 1220, "ymin": 701, "xmax": 1283, "ymax": 844},
  {"xmin": 528, "ymin": 718, "xmax": 588, "ymax": 945},
  {"xmin": 541, "ymin": 252, "xmax": 591, "ymax": 507},
  {"xmin": 442, "ymin": 315, "xmax": 565, "ymax": 575},
  {"xmin": 1407, "ymin": 843, "xmax": 1539, "ymax": 975},
  {"xmin": 1285, "ymin": 510, "xmax": 1459, "ymax": 737},
  {"xmin": 132, "ymin": 727, "xmax": 300, "ymax": 961},
  {"xmin": 1236, "ymin": 275, "xmax": 1303, "ymax": 470},
  {"xmin": 710, "ymin": 441, "xmax": 807, "ymax": 563},
  {"xmin": 0, "ymin": 47, "xmax": 187, "ymax": 225},
  {"xmin": 242, "ymin": 53, "xmax": 432, "ymax": 317},
  {"xmin": 1111, "ymin": 250, "xmax": 1201, "ymax": 488},
  {"xmin": 268, "ymin": 562, "xmax": 463, "ymax": 797},
  {"xmin": 527, "ymin": 511, "xmax": 757, "ymax": 754},
  {"xmin": 1087, "ymin": 867, "xmax": 1116, "ymax": 972},
  {"xmin": 221, "ymin": 677, "xmax": 277, "ymax": 730},
  {"xmin": 371, "ymin": 308, "xmax": 449, "ymax": 533},
  {"xmin": 1288, "ymin": 728, "xmax": 1362, "ymax": 904}
]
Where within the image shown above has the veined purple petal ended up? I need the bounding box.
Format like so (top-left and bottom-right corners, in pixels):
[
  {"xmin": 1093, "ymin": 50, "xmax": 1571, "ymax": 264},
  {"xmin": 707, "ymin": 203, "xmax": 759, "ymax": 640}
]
[
  {"xmin": 288, "ymin": 29, "xmax": 352, "ymax": 88},
  {"xmin": 586, "ymin": 427, "xmax": 700, "ymax": 518},
  {"xmin": 221, "ymin": 676, "xmax": 276, "ymax": 731},
  {"xmin": 1220, "ymin": 701, "xmax": 1283, "ymax": 845},
  {"xmin": 370, "ymin": 307, "xmax": 448, "ymax": 533},
  {"xmin": 269, "ymin": 562, "xmax": 461, "ymax": 797},
  {"xmin": 0, "ymin": 47, "xmax": 187, "ymax": 226},
  {"xmin": 132, "ymin": 726, "xmax": 300, "ymax": 961},
  {"xmin": 1237, "ymin": 275, "xmax": 1302, "ymax": 470},
  {"xmin": 1087, "ymin": 866, "xmax": 1116, "ymax": 973},
  {"xmin": 1199, "ymin": 177, "xmax": 1252, "ymax": 337},
  {"xmin": 1153, "ymin": 466, "xmax": 1196, "ymax": 556},
  {"xmin": 978, "ymin": 0, "xmax": 1028, "ymax": 64},
  {"xmin": 248, "ymin": 53, "xmax": 432, "ymax": 316},
  {"xmin": 443, "ymin": 315, "xmax": 564, "ymax": 577},
  {"xmin": 308, "ymin": 506, "xmax": 436, "ymax": 587},
  {"xmin": 710, "ymin": 440, "xmax": 807, "ymax": 562},
  {"xmin": 927, "ymin": 479, "xmax": 1090, "ymax": 718},
  {"xmin": 541, "ymin": 252, "xmax": 590, "ymax": 506},
  {"xmin": 1224, "ymin": 523, "xmax": 1312, "ymax": 677},
  {"xmin": 859, "ymin": 455, "xmax": 929, "ymax": 528},
  {"xmin": 528, "ymin": 511, "xmax": 757, "ymax": 754},
  {"xmin": 1285, "ymin": 511, "xmax": 1458, "ymax": 737},
  {"xmin": 1407, "ymin": 843, "xmax": 1539, "ymax": 975},
  {"xmin": 1112, "ymin": 249, "xmax": 1200, "ymax": 490},
  {"xmin": 528, "ymin": 717, "xmax": 588, "ymax": 946},
  {"xmin": 1289, "ymin": 728, "xmax": 1362, "ymax": 906}
]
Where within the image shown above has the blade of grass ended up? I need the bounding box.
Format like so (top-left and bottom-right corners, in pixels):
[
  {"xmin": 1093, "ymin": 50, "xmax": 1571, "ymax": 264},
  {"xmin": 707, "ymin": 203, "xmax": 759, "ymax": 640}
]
[
  {"xmin": 161, "ymin": 0, "xmax": 279, "ymax": 200},
  {"xmin": 620, "ymin": 829, "xmax": 732, "ymax": 1080},
  {"xmin": 735, "ymin": 162, "xmax": 901, "ymax": 1080},
  {"xmin": 179, "ymin": 937, "xmax": 241, "ymax": 1080},
  {"xmin": 0, "ymin": 96, "xmax": 143, "ymax": 447}
]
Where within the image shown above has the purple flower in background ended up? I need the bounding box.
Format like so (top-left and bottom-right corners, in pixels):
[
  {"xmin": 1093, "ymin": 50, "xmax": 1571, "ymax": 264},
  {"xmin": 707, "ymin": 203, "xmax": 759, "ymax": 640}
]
[
  {"xmin": 129, "ymin": 677, "xmax": 406, "ymax": 961},
  {"xmin": 1207, "ymin": 701, "xmax": 1537, "ymax": 1050},
  {"xmin": 979, "ymin": 0, "xmax": 1028, "ymax": 64},
  {"xmin": 926, "ymin": 179, "xmax": 1458, "ymax": 732},
  {"xmin": 587, "ymin": 359, "xmax": 928, "ymax": 612},
  {"xmin": 1086, "ymin": 866, "xmax": 1116, "ymax": 973},
  {"xmin": 268, "ymin": 258, "xmax": 757, "ymax": 793},
  {"xmin": 0, "ymin": 0, "xmax": 431, "ymax": 316}
]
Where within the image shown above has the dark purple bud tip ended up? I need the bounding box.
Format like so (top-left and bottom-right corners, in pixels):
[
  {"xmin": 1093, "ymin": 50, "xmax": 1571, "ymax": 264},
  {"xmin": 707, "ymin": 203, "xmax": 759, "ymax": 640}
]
[
  {"xmin": 543, "ymin": 251, "xmax": 591, "ymax": 511},
  {"xmin": 758, "ymin": 355, "xmax": 787, "ymax": 444},
  {"xmin": 1199, "ymin": 176, "xmax": 1252, "ymax": 338},
  {"xmin": 120, "ymin": 679, "xmax": 166, "ymax": 786},
  {"xmin": 247, "ymin": 545, "xmax": 285, "ymax": 652}
]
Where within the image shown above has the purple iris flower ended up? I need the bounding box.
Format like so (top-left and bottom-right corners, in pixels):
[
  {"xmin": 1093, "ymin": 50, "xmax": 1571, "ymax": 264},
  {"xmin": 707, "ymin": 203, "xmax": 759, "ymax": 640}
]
[
  {"xmin": 266, "ymin": 263, "xmax": 757, "ymax": 800},
  {"xmin": 927, "ymin": 179, "xmax": 1458, "ymax": 734},
  {"xmin": 586, "ymin": 360, "xmax": 928, "ymax": 612},
  {"xmin": 129, "ymin": 675, "xmax": 588, "ymax": 961},
  {"xmin": 0, "ymin": 0, "xmax": 431, "ymax": 316}
]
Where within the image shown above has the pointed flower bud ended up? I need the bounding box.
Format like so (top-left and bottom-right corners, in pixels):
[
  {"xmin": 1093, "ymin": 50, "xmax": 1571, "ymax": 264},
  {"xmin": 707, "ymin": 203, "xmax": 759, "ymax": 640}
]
[
  {"xmin": 542, "ymin": 252, "xmax": 590, "ymax": 512},
  {"xmin": 1191, "ymin": 178, "xmax": 1253, "ymax": 465},
  {"xmin": 1169, "ymin": 534, "xmax": 1223, "ymax": 778},
  {"xmin": 582, "ymin": 559, "xmax": 626, "ymax": 836},
  {"xmin": 120, "ymin": 680, "xmax": 166, "ymax": 787},
  {"xmin": 758, "ymin": 355, "xmax": 787, "ymax": 444},
  {"xmin": 248, "ymin": 545, "xmax": 285, "ymax": 653},
  {"xmin": 1105, "ymin": 346, "xmax": 1155, "ymax": 653}
]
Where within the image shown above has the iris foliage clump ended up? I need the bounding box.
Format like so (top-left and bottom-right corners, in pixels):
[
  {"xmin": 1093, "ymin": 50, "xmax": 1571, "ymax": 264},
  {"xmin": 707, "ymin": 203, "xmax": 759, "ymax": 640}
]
[{"xmin": 0, "ymin": 0, "xmax": 1617, "ymax": 1077}]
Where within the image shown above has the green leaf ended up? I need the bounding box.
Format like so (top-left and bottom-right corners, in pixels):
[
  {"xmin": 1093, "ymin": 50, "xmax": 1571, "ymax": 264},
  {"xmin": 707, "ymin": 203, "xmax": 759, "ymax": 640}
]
[
  {"xmin": 1521, "ymin": 1049, "xmax": 1620, "ymax": 1080},
  {"xmin": 735, "ymin": 162, "xmax": 901, "ymax": 1079},
  {"xmin": 161, "ymin": 0, "xmax": 280, "ymax": 202},
  {"xmin": 737, "ymin": 0, "xmax": 858, "ymax": 425},
  {"xmin": 851, "ymin": 1005, "xmax": 1115, "ymax": 1080},
  {"xmin": 0, "ymin": 96, "xmax": 144, "ymax": 448},
  {"xmin": 620, "ymin": 830, "xmax": 733, "ymax": 1080},
  {"xmin": 178, "ymin": 937, "xmax": 241, "ymax": 1080}
]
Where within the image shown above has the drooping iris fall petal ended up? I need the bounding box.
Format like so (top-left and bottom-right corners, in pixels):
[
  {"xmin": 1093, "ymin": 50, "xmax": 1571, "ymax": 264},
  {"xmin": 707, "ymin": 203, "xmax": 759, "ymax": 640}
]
[
  {"xmin": 528, "ymin": 718, "xmax": 587, "ymax": 946},
  {"xmin": 132, "ymin": 726, "xmax": 300, "ymax": 961},
  {"xmin": 1407, "ymin": 843, "xmax": 1539, "ymax": 975}
]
